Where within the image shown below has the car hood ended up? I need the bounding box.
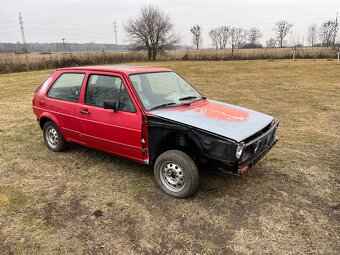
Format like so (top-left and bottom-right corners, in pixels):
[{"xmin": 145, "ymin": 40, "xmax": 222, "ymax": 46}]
[{"xmin": 151, "ymin": 99, "xmax": 274, "ymax": 142}]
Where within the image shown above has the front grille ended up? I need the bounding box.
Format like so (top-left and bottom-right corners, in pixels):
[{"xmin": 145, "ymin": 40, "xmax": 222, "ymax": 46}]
[
  {"xmin": 243, "ymin": 122, "xmax": 272, "ymax": 144},
  {"xmin": 241, "ymin": 126, "xmax": 277, "ymax": 161}
]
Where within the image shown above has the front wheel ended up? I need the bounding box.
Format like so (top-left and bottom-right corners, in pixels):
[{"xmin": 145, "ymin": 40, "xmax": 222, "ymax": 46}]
[{"xmin": 154, "ymin": 150, "xmax": 199, "ymax": 198}]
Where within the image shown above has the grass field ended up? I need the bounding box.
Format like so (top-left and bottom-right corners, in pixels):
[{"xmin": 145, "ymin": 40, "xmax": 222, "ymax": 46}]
[{"xmin": 0, "ymin": 60, "xmax": 339, "ymax": 254}]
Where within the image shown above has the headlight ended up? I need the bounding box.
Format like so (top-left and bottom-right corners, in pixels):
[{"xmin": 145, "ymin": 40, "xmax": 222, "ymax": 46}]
[{"xmin": 236, "ymin": 142, "xmax": 245, "ymax": 159}]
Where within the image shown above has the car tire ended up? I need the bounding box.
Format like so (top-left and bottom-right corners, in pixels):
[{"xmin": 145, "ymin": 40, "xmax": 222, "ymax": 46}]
[
  {"xmin": 43, "ymin": 121, "xmax": 68, "ymax": 152},
  {"xmin": 154, "ymin": 150, "xmax": 199, "ymax": 198}
]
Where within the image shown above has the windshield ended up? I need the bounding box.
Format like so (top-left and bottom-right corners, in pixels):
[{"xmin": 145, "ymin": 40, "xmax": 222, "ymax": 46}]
[{"xmin": 129, "ymin": 72, "xmax": 202, "ymax": 111}]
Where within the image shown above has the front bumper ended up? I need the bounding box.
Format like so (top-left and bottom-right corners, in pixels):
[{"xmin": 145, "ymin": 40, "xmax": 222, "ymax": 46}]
[
  {"xmin": 237, "ymin": 136, "xmax": 279, "ymax": 174},
  {"xmin": 214, "ymin": 120, "xmax": 279, "ymax": 175}
]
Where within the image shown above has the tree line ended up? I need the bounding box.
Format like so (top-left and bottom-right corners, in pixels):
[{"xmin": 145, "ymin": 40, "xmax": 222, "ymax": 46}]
[
  {"xmin": 190, "ymin": 19, "xmax": 339, "ymax": 50},
  {"xmin": 125, "ymin": 6, "xmax": 339, "ymax": 60},
  {"xmin": 0, "ymin": 42, "xmax": 130, "ymax": 53}
]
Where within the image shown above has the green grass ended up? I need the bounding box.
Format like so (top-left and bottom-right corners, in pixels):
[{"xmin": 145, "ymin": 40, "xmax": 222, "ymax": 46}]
[{"xmin": 0, "ymin": 60, "xmax": 339, "ymax": 254}]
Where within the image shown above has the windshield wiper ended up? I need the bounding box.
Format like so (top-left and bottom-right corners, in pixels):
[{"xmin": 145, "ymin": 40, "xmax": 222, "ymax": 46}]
[
  {"xmin": 179, "ymin": 96, "xmax": 206, "ymax": 101},
  {"xmin": 149, "ymin": 102, "xmax": 177, "ymax": 111},
  {"xmin": 179, "ymin": 96, "xmax": 198, "ymax": 101}
]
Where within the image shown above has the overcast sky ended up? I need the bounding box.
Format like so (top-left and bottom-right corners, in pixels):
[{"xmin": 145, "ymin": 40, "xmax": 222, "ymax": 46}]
[{"xmin": 0, "ymin": 0, "xmax": 339, "ymax": 47}]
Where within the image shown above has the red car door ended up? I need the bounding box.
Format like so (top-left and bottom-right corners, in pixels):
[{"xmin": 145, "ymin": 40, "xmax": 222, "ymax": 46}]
[{"xmin": 77, "ymin": 72, "xmax": 145, "ymax": 163}]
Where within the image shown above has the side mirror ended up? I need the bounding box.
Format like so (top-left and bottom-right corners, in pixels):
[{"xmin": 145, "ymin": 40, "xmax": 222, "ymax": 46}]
[{"xmin": 103, "ymin": 100, "xmax": 118, "ymax": 112}]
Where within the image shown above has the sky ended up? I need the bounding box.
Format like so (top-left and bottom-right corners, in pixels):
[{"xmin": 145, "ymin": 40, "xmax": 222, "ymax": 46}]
[{"xmin": 0, "ymin": 0, "xmax": 339, "ymax": 47}]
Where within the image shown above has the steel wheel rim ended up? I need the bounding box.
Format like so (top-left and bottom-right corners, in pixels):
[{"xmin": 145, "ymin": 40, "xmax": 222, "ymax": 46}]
[
  {"xmin": 46, "ymin": 126, "xmax": 59, "ymax": 149},
  {"xmin": 160, "ymin": 162, "xmax": 185, "ymax": 192}
]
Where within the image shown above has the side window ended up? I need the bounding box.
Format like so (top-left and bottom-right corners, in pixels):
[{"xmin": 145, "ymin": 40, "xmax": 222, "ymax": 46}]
[
  {"xmin": 47, "ymin": 73, "xmax": 85, "ymax": 102},
  {"xmin": 85, "ymin": 74, "xmax": 135, "ymax": 112}
]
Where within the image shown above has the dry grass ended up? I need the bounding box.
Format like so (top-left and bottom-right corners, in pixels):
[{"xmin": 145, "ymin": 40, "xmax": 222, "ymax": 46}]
[
  {"xmin": 0, "ymin": 51, "xmax": 148, "ymax": 73},
  {"xmin": 0, "ymin": 60, "xmax": 339, "ymax": 254},
  {"xmin": 0, "ymin": 47, "xmax": 337, "ymax": 73},
  {"xmin": 170, "ymin": 47, "xmax": 336, "ymax": 60}
]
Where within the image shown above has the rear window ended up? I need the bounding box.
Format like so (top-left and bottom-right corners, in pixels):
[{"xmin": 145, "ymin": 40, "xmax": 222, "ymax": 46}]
[{"xmin": 47, "ymin": 73, "xmax": 85, "ymax": 102}]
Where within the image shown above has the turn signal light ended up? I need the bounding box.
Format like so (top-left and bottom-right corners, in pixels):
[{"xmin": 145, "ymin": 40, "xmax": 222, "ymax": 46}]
[{"xmin": 240, "ymin": 166, "xmax": 249, "ymax": 174}]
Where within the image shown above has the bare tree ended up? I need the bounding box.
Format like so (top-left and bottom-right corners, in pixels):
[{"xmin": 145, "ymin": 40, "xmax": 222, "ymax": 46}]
[
  {"xmin": 209, "ymin": 26, "xmax": 230, "ymax": 49},
  {"xmin": 319, "ymin": 15, "xmax": 339, "ymax": 47},
  {"xmin": 307, "ymin": 23, "xmax": 318, "ymax": 46},
  {"xmin": 230, "ymin": 27, "xmax": 247, "ymax": 56},
  {"xmin": 209, "ymin": 29, "xmax": 219, "ymax": 49},
  {"xmin": 190, "ymin": 25, "xmax": 202, "ymax": 50},
  {"xmin": 274, "ymin": 20, "xmax": 294, "ymax": 48},
  {"xmin": 124, "ymin": 5, "xmax": 181, "ymax": 60},
  {"xmin": 289, "ymin": 31, "xmax": 303, "ymax": 60},
  {"xmin": 266, "ymin": 38, "xmax": 277, "ymax": 48},
  {"xmin": 247, "ymin": 27, "xmax": 263, "ymax": 45}
]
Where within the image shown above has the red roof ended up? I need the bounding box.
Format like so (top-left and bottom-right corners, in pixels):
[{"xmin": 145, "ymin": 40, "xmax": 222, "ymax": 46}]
[{"xmin": 57, "ymin": 65, "xmax": 172, "ymax": 75}]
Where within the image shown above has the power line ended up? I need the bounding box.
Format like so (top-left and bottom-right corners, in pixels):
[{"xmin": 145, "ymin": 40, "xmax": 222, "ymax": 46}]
[
  {"xmin": 18, "ymin": 12, "xmax": 26, "ymax": 51},
  {"xmin": 113, "ymin": 20, "xmax": 118, "ymax": 45},
  {"xmin": 62, "ymin": 38, "xmax": 66, "ymax": 52}
]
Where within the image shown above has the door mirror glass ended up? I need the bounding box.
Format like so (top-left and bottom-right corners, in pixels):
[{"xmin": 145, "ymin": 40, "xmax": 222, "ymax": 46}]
[{"xmin": 103, "ymin": 100, "xmax": 118, "ymax": 112}]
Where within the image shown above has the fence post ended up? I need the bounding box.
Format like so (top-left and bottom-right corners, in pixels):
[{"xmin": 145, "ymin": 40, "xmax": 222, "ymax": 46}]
[{"xmin": 338, "ymin": 52, "xmax": 340, "ymax": 64}]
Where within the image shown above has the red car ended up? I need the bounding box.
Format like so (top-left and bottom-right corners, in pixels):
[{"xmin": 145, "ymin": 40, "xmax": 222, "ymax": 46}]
[{"xmin": 33, "ymin": 66, "xmax": 279, "ymax": 198}]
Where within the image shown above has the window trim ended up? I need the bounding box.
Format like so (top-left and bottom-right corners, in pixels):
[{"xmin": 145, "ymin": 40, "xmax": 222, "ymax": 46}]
[
  {"xmin": 46, "ymin": 72, "xmax": 86, "ymax": 103},
  {"xmin": 84, "ymin": 73, "xmax": 136, "ymax": 113}
]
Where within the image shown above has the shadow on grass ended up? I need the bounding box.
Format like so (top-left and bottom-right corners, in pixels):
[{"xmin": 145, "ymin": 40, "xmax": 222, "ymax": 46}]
[{"xmin": 61, "ymin": 142, "xmax": 266, "ymax": 200}]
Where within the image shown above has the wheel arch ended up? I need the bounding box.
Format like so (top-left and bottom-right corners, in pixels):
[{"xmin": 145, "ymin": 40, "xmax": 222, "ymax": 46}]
[
  {"xmin": 155, "ymin": 133, "xmax": 201, "ymax": 162},
  {"xmin": 39, "ymin": 113, "xmax": 61, "ymax": 130},
  {"xmin": 147, "ymin": 116, "xmax": 204, "ymax": 166}
]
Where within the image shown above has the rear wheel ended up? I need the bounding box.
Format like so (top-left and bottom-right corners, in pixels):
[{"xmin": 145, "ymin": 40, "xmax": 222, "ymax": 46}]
[
  {"xmin": 43, "ymin": 121, "xmax": 68, "ymax": 152},
  {"xmin": 154, "ymin": 150, "xmax": 199, "ymax": 198}
]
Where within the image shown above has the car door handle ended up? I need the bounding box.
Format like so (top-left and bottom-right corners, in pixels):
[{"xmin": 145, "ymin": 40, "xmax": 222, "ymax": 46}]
[{"xmin": 79, "ymin": 109, "xmax": 90, "ymax": 114}]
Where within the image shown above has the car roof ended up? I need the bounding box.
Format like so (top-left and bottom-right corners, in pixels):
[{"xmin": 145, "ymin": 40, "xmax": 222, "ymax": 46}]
[{"xmin": 56, "ymin": 65, "xmax": 172, "ymax": 75}]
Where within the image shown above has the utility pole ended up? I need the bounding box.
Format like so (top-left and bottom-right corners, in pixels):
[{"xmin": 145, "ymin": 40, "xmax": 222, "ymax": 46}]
[
  {"xmin": 113, "ymin": 20, "xmax": 118, "ymax": 45},
  {"xmin": 334, "ymin": 12, "xmax": 339, "ymax": 45},
  {"xmin": 18, "ymin": 12, "xmax": 27, "ymax": 52},
  {"xmin": 62, "ymin": 38, "xmax": 66, "ymax": 53}
]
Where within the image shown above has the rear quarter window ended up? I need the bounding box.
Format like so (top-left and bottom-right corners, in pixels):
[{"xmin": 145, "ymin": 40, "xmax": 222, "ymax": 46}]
[
  {"xmin": 36, "ymin": 75, "xmax": 53, "ymax": 95},
  {"xmin": 47, "ymin": 73, "xmax": 85, "ymax": 102}
]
